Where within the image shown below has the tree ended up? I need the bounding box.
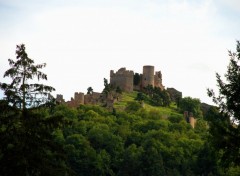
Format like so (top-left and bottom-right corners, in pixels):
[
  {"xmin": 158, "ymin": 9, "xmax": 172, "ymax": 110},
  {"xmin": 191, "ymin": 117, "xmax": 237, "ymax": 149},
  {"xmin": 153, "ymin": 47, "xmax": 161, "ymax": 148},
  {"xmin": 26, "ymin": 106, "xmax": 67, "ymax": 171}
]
[
  {"xmin": 143, "ymin": 84, "xmax": 154, "ymax": 97},
  {"xmin": 116, "ymin": 86, "xmax": 122, "ymax": 94},
  {"xmin": 102, "ymin": 78, "xmax": 110, "ymax": 95},
  {"xmin": 135, "ymin": 92, "xmax": 146, "ymax": 102},
  {"xmin": 125, "ymin": 101, "xmax": 142, "ymax": 113},
  {"xmin": 133, "ymin": 73, "xmax": 141, "ymax": 86},
  {"xmin": 207, "ymin": 41, "xmax": 240, "ymax": 167},
  {"xmin": 0, "ymin": 44, "xmax": 70, "ymax": 175},
  {"xmin": 178, "ymin": 97, "xmax": 203, "ymax": 118},
  {"xmin": 0, "ymin": 44, "xmax": 55, "ymax": 110},
  {"xmin": 152, "ymin": 88, "xmax": 171, "ymax": 107},
  {"xmin": 87, "ymin": 86, "xmax": 93, "ymax": 94}
]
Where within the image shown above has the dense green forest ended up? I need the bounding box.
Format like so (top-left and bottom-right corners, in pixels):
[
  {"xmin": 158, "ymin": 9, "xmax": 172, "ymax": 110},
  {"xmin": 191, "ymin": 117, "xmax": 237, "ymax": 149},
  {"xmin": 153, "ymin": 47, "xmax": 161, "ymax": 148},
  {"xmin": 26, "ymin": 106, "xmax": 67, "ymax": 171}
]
[{"xmin": 0, "ymin": 44, "xmax": 240, "ymax": 175}]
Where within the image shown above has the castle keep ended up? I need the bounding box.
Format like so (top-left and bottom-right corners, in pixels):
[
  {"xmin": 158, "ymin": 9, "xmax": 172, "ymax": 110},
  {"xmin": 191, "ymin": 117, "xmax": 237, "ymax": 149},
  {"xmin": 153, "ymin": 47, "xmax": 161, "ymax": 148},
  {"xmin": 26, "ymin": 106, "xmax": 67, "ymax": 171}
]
[
  {"xmin": 110, "ymin": 68, "xmax": 134, "ymax": 92},
  {"xmin": 141, "ymin": 65, "xmax": 164, "ymax": 90}
]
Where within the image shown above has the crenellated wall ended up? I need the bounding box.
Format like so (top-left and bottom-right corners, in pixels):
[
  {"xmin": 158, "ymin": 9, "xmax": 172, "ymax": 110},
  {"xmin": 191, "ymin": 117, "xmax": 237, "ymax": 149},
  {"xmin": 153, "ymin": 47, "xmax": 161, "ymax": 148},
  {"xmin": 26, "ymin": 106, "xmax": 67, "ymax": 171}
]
[{"xmin": 65, "ymin": 92, "xmax": 84, "ymax": 107}]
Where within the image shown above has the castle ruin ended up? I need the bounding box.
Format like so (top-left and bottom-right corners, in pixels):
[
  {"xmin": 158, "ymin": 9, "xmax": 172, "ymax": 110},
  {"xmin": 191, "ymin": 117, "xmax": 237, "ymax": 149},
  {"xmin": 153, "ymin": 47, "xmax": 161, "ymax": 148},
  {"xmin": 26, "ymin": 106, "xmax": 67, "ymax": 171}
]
[
  {"xmin": 56, "ymin": 65, "xmax": 184, "ymax": 111},
  {"xmin": 55, "ymin": 65, "xmax": 195, "ymax": 127},
  {"xmin": 57, "ymin": 65, "xmax": 167, "ymax": 108},
  {"xmin": 110, "ymin": 65, "xmax": 164, "ymax": 92}
]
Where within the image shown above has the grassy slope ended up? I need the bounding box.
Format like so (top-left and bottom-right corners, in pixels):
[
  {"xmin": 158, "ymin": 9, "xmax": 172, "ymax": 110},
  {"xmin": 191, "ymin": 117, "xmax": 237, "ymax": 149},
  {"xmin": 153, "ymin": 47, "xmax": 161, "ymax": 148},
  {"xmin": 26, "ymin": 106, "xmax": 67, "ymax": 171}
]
[{"xmin": 114, "ymin": 91, "xmax": 182, "ymax": 118}]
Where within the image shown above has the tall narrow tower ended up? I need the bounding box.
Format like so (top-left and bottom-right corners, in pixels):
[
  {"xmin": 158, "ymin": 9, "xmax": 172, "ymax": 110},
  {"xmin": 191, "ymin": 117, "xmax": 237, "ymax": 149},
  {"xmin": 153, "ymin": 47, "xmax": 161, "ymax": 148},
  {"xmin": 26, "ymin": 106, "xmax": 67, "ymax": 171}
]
[{"xmin": 142, "ymin": 65, "xmax": 154, "ymax": 87}]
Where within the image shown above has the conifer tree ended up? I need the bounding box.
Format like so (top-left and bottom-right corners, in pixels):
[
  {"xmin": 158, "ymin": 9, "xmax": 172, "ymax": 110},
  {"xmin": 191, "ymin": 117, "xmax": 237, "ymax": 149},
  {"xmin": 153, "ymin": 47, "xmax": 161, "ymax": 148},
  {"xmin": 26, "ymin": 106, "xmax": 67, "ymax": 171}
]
[
  {"xmin": 207, "ymin": 41, "xmax": 240, "ymax": 167},
  {"xmin": 0, "ymin": 44, "xmax": 55, "ymax": 110},
  {"xmin": 0, "ymin": 44, "xmax": 70, "ymax": 175}
]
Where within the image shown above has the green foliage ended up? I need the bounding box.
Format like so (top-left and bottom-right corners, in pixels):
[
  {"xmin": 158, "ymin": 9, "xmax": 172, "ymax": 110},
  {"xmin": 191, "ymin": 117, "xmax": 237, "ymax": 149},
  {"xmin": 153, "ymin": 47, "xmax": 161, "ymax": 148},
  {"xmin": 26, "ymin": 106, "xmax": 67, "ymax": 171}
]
[
  {"xmin": 45, "ymin": 102, "xmax": 221, "ymax": 176},
  {"xmin": 142, "ymin": 85, "xmax": 171, "ymax": 107},
  {"xmin": 179, "ymin": 96, "xmax": 203, "ymax": 118},
  {"xmin": 168, "ymin": 114, "xmax": 184, "ymax": 123},
  {"xmin": 125, "ymin": 101, "xmax": 142, "ymax": 113},
  {"xmin": 135, "ymin": 92, "xmax": 146, "ymax": 101},
  {"xmin": 102, "ymin": 78, "xmax": 113, "ymax": 96},
  {"xmin": 0, "ymin": 101, "xmax": 70, "ymax": 175},
  {"xmin": 207, "ymin": 41, "xmax": 240, "ymax": 167},
  {"xmin": 133, "ymin": 73, "xmax": 141, "ymax": 85},
  {"xmin": 115, "ymin": 86, "xmax": 122, "ymax": 94}
]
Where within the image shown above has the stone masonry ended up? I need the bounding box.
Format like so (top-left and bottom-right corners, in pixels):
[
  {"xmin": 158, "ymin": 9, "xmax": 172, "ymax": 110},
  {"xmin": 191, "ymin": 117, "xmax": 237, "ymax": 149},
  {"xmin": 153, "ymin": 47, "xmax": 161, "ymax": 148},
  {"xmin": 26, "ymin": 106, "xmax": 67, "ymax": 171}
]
[{"xmin": 110, "ymin": 67, "xmax": 134, "ymax": 92}]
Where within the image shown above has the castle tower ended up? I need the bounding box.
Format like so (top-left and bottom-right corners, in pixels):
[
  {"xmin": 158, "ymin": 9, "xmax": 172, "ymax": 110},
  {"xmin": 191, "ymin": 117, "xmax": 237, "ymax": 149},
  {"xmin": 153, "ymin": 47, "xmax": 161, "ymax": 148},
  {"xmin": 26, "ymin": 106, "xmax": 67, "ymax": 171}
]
[
  {"xmin": 142, "ymin": 65, "xmax": 155, "ymax": 88},
  {"xmin": 74, "ymin": 92, "xmax": 84, "ymax": 105},
  {"xmin": 110, "ymin": 68, "xmax": 134, "ymax": 92},
  {"xmin": 56, "ymin": 94, "xmax": 65, "ymax": 103},
  {"xmin": 189, "ymin": 116, "xmax": 196, "ymax": 128}
]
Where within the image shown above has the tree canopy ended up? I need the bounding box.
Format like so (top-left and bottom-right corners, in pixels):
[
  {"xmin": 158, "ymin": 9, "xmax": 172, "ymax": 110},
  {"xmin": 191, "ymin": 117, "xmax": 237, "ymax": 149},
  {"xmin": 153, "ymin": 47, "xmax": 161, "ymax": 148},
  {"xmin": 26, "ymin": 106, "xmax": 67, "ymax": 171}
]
[
  {"xmin": 207, "ymin": 41, "xmax": 240, "ymax": 167},
  {"xmin": 178, "ymin": 97, "xmax": 203, "ymax": 118}
]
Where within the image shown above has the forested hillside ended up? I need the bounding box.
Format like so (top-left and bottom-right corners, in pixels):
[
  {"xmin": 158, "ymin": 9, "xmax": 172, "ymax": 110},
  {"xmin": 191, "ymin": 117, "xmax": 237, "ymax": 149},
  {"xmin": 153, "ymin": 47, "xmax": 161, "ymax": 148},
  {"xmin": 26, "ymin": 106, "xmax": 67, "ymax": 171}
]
[
  {"xmin": 49, "ymin": 96, "xmax": 211, "ymax": 175},
  {"xmin": 1, "ymin": 44, "xmax": 240, "ymax": 175}
]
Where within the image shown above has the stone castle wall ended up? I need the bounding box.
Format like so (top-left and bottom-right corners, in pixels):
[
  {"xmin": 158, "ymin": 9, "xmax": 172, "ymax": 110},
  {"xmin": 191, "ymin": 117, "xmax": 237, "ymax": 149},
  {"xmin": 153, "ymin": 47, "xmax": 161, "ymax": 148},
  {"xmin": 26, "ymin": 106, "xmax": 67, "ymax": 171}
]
[
  {"xmin": 110, "ymin": 68, "xmax": 134, "ymax": 92},
  {"xmin": 65, "ymin": 92, "xmax": 84, "ymax": 107},
  {"xmin": 154, "ymin": 71, "xmax": 164, "ymax": 90},
  {"xmin": 57, "ymin": 91, "xmax": 103, "ymax": 108},
  {"xmin": 84, "ymin": 92, "xmax": 102, "ymax": 104},
  {"xmin": 184, "ymin": 111, "xmax": 196, "ymax": 128}
]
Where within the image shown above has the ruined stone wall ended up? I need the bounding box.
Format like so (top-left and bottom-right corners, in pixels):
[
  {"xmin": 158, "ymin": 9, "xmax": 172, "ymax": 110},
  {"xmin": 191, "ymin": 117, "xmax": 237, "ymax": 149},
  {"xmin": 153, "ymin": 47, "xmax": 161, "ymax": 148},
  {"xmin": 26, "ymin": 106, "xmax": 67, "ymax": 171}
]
[
  {"xmin": 56, "ymin": 94, "xmax": 65, "ymax": 103},
  {"xmin": 184, "ymin": 111, "xmax": 196, "ymax": 128},
  {"xmin": 110, "ymin": 67, "xmax": 134, "ymax": 92},
  {"xmin": 84, "ymin": 92, "xmax": 102, "ymax": 105},
  {"xmin": 154, "ymin": 71, "xmax": 164, "ymax": 90},
  {"xmin": 65, "ymin": 92, "xmax": 84, "ymax": 108},
  {"xmin": 189, "ymin": 116, "xmax": 196, "ymax": 128},
  {"xmin": 142, "ymin": 65, "xmax": 155, "ymax": 88},
  {"xmin": 56, "ymin": 92, "xmax": 103, "ymax": 107}
]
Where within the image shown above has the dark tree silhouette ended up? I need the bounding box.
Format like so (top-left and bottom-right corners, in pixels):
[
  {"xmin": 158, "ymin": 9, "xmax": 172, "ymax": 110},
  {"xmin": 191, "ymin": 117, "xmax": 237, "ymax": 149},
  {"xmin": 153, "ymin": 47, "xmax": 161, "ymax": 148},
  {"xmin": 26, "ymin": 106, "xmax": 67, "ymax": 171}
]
[
  {"xmin": 207, "ymin": 41, "xmax": 240, "ymax": 167},
  {"xmin": 0, "ymin": 44, "xmax": 55, "ymax": 110},
  {"xmin": 87, "ymin": 87, "xmax": 93, "ymax": 94},
  {"xmin": 0, "ymin": 44, "xmax": 71, "ymax": 175}
]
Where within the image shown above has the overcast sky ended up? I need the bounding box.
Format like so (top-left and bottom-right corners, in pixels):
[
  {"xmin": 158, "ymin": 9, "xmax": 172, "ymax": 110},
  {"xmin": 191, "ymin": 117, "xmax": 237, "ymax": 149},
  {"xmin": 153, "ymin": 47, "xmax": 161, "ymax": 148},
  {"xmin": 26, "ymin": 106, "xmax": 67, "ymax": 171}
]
[{"xmin": 0, "ymin": 0, "xmax": 240, "ymax": 104}]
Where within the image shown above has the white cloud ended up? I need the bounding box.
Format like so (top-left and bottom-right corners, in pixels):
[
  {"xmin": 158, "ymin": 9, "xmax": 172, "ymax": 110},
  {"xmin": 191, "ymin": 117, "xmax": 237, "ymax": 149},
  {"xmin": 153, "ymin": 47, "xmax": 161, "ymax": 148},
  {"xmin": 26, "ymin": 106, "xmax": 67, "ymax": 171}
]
[{"xmin": 220, "ymin": 0, "xmax": 240, "ymax": 12}]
